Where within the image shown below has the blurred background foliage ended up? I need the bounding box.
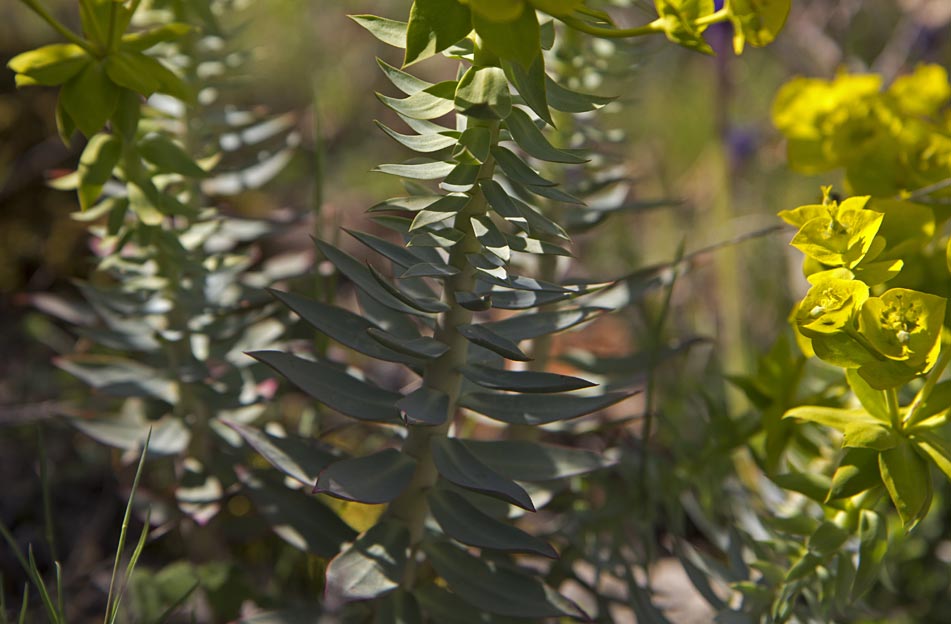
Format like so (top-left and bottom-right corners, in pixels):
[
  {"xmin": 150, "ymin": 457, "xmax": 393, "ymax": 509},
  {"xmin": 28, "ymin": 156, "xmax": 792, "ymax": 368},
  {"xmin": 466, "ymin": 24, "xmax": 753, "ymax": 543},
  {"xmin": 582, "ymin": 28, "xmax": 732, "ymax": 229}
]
[{"xmin": 3, "ymin": 0, "xmax": 951, "ymax": 621}]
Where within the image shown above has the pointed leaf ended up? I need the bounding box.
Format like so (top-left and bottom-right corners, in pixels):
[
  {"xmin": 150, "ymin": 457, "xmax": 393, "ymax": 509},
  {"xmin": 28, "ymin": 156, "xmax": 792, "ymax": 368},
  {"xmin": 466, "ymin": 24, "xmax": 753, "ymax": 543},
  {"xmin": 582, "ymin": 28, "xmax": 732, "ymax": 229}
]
[
  {"xmin": 472, "ymin": 6, "xmax": 539, "ymax": 69},
  {"xmin": 377, "ymin": 82, "xmax": 457, "ymax": 120},
  {"xmin": 238, "ymin": 471, "xmax": 355, "ymax": 557},
  {"xmin": 460, "ymin": 391, "xmax": 633, "ymax": 425},
  {"xmin": 120, "ymin": 23, "xmax": 193, "ymax": 51},
  {"xmin": 77, "ymin": 133, "xmax": 121, "ymax": 211},
  {"xmin": 316, "ymin": 450, "xmax": 417, "ymax": 504},
  {"xmin": 397, "ymin": 386, "xmax": 451, "ymax": 426},
  {"xmin": 250, "ymin": 351, "xmax": 401, "ymax": 424},
  {"xmin": 139, "ymin": 132, "xmax": 208, "ymax": 177},
  {"xmin": 457, "ymin": 324, "xmax": 532, "ymax": 361},
  {"xmin": 845, "ymin": 369, "xmax": 891, "ymax": 423},
  {"xmin": 828, "ymin": 447, "xmax": 881, "ymax": 500},
  {"xmin": 377, "ymin": 58, "xmax": 432, "ymax": 94},
  {"xmin": 401, "ymin": 262, "xmax": 461, "ymax": 278},
  {"xmin": 429, "ymin": 489, "xmax": 556, "ymax": 557},
  {"xmin": 375, "ymin": 160, "xmax": 456, "ymax": 180},
  {"xmin": 404, "ymin": 0, "xmax": 472, "ymax": 66},
  {"xmin": 61, "ymin": 61, "xmax": 120, "ymax": 136},
  {"xmin": 843, "ymin": 421, "xmax": 899, "ymax": 450},
  {"xmin": 350, "ymin": 15, "xmax": 408, "ymax": 47},
  {"xmin": 376, "ymin": 120, "xmax": 457, "ymax": 152},
  {"xmin": 367, "ymin": 264, "xmax": 448, "ymax": 313},
  {"xmin": 423, "ymin": 541, "xmax": 587, "ymax": 619},
  {"xmin": 223, "ymin": 420, "xmax": 338, "ymax": 485},
  {"xmin": 879, "ymin": 440, "xmax": 932, "ymax": 529},
  {"xmin": 459, "ymin": 365, "xmax": 594, "ymax": 393},
  {"xmin": 492, "ymin": 146, "xmax": 556, "ymax": 186},
  {"xmin": 545, "ymin": 75, "xmax": 614, "ymax": 112},
  {"xmin": 8, "ymin": 43, "xmax": 89, "ymax": 86},
  {"xmin": 326, "ymin": 521, "xmax": 409, "ymax": 602},
  {"xmin": 455, "ymin": 66, "xmax": 512, "ymax": 119},
  {"xmin": 415, "ymin": 584, "xmax": 526, "ymax": 624},
  {"xmin": 269, "ymin": 289, "xmax": 421, "ymax": 366},
  {"xmin": 504, "ymin": 107, "xmax": 585, "ymax": 163},
  {"xmin": 57, "ymin": 355, "xmax": 177, "ymax": 403},
  {"xmin": 502, "ymin": 55, "xmax": 553, "ymax": 126},
  {"xmin": 852, "ymin": 510, "xmax": 887, "ymax": 600},
  {"xmin": 912, "ymin": 430, "xmax": 951, "ymax": 483},
  {"xmin": 782, "ymin": 405, "xmax": 881, "ymax": 432},
  {"xmin": 367, "ymin": 327, "xmax": 449, "ymax": 360},
  {"xmin": 483, "ymin": 307, "xmax": 605, "ymax": 341},
  {"xmin": 431, "ymin": 437, "xmax": 535, "ymax": 511},
  {"xmin": 461, "ymin": 440, "xmax": 612, "ymax": 481},
  {"xmin": 316, "ymin": 239, "xmax": 432, "ymax": 317}
]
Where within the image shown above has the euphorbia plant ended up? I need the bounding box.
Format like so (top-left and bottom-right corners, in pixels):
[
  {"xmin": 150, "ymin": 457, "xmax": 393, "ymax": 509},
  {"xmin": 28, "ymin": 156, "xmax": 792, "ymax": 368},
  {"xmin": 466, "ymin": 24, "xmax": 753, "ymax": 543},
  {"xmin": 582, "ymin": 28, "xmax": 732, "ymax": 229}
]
[
  {"xmin": 240, "ymin": 1, "xmax": 790, "ymax": 620},
  {"xmin": 7, "ymin": 0, "xmax": 792, "ymax": 620}
]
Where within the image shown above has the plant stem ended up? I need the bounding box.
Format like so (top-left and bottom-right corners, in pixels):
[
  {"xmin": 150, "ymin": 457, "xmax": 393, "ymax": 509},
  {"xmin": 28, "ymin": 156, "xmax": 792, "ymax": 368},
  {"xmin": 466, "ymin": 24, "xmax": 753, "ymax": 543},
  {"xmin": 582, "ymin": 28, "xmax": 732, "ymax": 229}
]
[
  {"xmin": 18, "ymin": 0, "xmax": 98, "ymax": 55},
  {"xmin": 885, "ymin": 388, "xmax": 901, "ymax": 432},
  {"xmin": 905, "ymin": 346, "xmax": 951, "ymax": 426},
  {"xmin": 694, "ymin": 8, "xmax": 730, "ymax": 28},
  {"xmin": 558, "ymin": 15, "xmax": 664, "ymax": 39},
  {"xmin": 386, "ymin": 115, "xmax": 500, "ymax": 588}
]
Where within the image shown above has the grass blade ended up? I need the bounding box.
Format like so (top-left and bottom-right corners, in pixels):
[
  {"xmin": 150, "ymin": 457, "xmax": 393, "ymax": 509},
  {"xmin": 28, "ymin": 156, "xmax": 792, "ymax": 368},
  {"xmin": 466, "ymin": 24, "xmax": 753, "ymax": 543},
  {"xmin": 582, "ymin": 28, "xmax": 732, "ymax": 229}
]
[
  {"xmin": 104, "ymin": 428, "xmax": 151, "ymax": 624},
  {"xmin": 27, "ymin": 546, "xmax": 60, "ymax": 623},
  {"xmin": 16, "ymin": 585, "xmax": 28, "ymax": 624},
  {"xmin": 108, "ymin": 508, "xmax": 152, "ymax": 624},
  {"xmin": 37, "ymin": 428, "xmax": 57, "ymax": 564}
]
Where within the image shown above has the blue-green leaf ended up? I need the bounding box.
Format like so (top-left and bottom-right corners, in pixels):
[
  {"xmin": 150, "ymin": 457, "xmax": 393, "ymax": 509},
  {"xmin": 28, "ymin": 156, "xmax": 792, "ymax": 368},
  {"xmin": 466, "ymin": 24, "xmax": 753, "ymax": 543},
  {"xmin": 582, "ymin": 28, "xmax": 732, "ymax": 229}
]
[
  {"xmin": 326, "ymin": 521, "xmax": 409, "ymax": 602},
  {"xmin": 375, "ymin": 160, "xmax": 456, "ymax": 180},
  {"xmin": 404, "ymin": 0, "xmax": 472, "ymax": 66},
  {"xmin": 457, "ymin": 324, "xmax": 531, "ymax": 361},
  {"xmin": 492, "ymin": 146, "xmax": 556, "ymax": 186},
  {"xmin": 431, "ymin": 437, "xmax": 535, "ymax": 511},
  {"xmin": 459, "ymin": 365, "xmax": 594, "ymax": 393},
  {"xmin": 250, "ymin": 351, "xmax": 402, "ymax": 424},
  {"xmin": 349, "ymin": 15, "xmax": 408, "ymax": 48},
  {"xmin": 504, "ymin": 107, "xmax": 586, "ymax": 163},
  {"xmin": 397, "ymin": 386, "xmax": 451, "ymax": 426},
  {"xmin": 545, "ymin": 75, "xmax": 614, "ymax": 112},
  {"xmin": 238, "ymin": 471, "xmax": 355, "ymax": 557},
  {"xmin": 223, "ymin": 420, "xmax": 338, "ymax": 486},
  {"xmin": 414, "ymin": 584, "xmax": 527, "ymax": 624},
  {"xmin": 316, "ymin": 239, "xmax": 432, "ymax": 317},
  {"xmin": 423, "ymin": 541, "xmax": 587, "ymax": 619},
  {"xmin": 483, "ymin": 307, "xmax": 605, "ymax": 342},
  {"xmin": 502, "ymin": 56, "xmax": 553, "ymax": 126},
  {"xmin": 376, "ymin": 120, "xmax": 458, "ymax": 152},
  {"xmin": 455, "ymin": 66, "xmax": 512, "ymax": 119},
  {"xmin": 460, "ymin": 391, "xmax": 633, "ymax": 425},
  {"xmin": 462, "ymin": 440, "xmax": 613, "ymax": 481},
  {"xmin": 367, "ymin": 328, "xmax": 449, "ymax": 360},
  {"xmin": 269, "ymin": 289, "xmax": 422, "ymax": 366},
  {"xmin": 368, "ymin": 264, "xmax": 449, "ymax": 313},
  {"xmin": 472, "ymin": 6, "xmax": 539, "ymax": 69},
  {"xmin": 429, "ymin": 489, "xmax": 556, "ymax": 557},
  {"xmin": 377, "ymin": 58, "xmax": 432, "ymax": 94},
  {"xmin": 377, "ymin": 82, "xmax": 457, "ymax": 120},
  {"xmin": 316, "ymin": 450, "xmax": 417, "ymax": 504}
]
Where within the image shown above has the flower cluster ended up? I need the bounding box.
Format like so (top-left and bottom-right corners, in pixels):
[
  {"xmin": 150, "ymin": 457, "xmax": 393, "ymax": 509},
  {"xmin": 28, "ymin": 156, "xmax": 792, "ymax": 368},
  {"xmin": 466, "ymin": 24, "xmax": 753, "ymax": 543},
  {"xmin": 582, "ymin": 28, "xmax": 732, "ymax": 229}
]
[
  {"xmin": 772, "ymin": 65, "xmax": 951, "ymax": 197},
  {"xmin": 782, "ymin": 190, "xmax": 946, "ymax": 389}
]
